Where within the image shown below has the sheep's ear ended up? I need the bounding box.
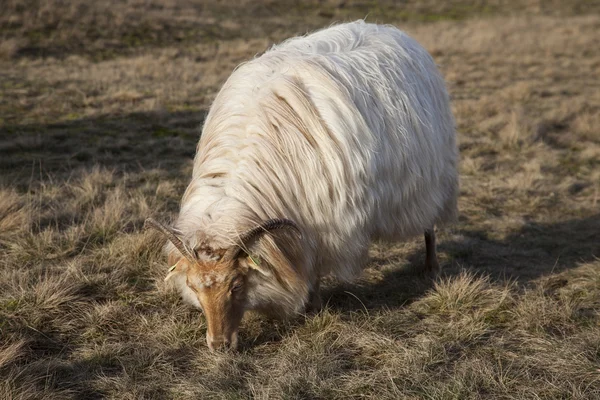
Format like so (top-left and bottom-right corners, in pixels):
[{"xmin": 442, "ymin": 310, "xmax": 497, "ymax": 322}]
[
  {"xmin": 165, "ymin": 258, "xmax": 189, "ymax": 282},
  {"xmin": 240, "ymin": 240, "xmax": 306, "ymax": 299}
]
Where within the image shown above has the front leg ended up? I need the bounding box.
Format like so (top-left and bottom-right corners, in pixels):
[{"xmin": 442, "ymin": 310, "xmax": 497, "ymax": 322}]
[{"xmin": 305, "ymin": 276, "xmax": 322, "ymax": 313}]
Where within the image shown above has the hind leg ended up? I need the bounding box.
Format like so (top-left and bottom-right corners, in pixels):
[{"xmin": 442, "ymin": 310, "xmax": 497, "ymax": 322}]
[{"xmin": 424, "ymin": 228, "xmax": 440, "ymax": 278}]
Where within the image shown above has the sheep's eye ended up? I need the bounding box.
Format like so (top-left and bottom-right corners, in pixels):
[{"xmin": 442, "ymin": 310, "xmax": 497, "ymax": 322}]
[{"xmin": 231, "ymin": 280, "xmax": 243, "ymax": 293}]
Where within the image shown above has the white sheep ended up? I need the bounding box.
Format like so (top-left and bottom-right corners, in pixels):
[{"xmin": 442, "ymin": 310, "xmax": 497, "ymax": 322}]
[{"xmin": 146, "ymin": 20, "xmax": 458, "ymax": 350}]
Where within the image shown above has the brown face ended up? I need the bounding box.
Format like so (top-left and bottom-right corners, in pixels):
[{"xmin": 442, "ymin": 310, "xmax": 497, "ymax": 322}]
[
  {"xmin": 185, "ymin": 261, "xmax": 248, "ymax": 351},
  {"xmin": 144, "ymin": 217, "xmax": 301, "ymax": 351}
]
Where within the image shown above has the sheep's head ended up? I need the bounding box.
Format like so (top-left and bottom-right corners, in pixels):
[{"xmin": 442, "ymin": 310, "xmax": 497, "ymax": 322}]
[{"xmin": 144, "ymin": 218, "xmax": 300, "ymax": 351}]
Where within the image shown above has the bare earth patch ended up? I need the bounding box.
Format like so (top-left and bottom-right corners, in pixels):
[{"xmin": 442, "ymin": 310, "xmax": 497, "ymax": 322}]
[{"xmin": 1, "ymin": 1, "xmax": 599, "ymax": 399}]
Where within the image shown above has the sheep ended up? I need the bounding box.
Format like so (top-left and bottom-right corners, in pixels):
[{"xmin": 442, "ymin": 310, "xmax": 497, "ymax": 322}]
[{"xmin": 145, "ymin": 20, "xmax": 458, "ymax": 351}]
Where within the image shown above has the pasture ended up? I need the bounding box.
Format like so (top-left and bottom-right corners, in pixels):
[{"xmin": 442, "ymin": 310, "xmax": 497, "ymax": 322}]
[{"xmin": 1, "ymin": 1, "xmax": 599, "ymax": 398}]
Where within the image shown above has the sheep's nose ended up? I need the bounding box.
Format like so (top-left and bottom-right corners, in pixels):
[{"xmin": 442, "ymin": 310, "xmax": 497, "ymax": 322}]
[{"xmin": 208, "ymin": 338, "xmax": 232, "ymax": 351}]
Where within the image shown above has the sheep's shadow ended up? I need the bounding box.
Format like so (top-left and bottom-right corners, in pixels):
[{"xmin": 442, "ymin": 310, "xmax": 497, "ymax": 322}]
[
  {"xmin": 437, "ymin": 213, "xmax": 599, "ymax": 282},
  {"xmin": 322, "ymin": 213, "xmax": 600, "ymax": 314},
  {"xmin": 236, "ymin": 213, "xmax": 599, "ymax": 348},
  {"xmin": 321, "ymin": 265, "xmax": 435, "ymax": 314}
]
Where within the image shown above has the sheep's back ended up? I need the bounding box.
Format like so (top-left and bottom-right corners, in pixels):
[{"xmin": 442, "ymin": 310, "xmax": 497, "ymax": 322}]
[{"xmin": 189, "ymin": 21, "xmax": 458, "ymax": 280}]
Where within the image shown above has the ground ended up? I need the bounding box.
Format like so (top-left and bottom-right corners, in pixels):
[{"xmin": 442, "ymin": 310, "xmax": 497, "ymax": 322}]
[{"xmin": 1, "ymin": 1, "xmax": 599, "ymax": 399}]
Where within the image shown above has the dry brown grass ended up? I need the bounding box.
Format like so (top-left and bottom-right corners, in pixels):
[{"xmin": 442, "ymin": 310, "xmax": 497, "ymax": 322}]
[{"xmin": 1, "ymin": 1, "xmax": 600, "ymax": 398}]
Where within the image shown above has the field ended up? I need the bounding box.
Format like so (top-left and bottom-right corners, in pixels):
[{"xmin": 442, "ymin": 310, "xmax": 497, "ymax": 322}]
[{"xmin": 1, "ymin": 0, "xmax": 599, "ymax": 398}]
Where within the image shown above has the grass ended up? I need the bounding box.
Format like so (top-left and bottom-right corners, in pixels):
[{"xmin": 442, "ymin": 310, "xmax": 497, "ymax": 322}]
[{"xmin": 1, "ymin": 0, "xmax": 600, "ymax": 398}]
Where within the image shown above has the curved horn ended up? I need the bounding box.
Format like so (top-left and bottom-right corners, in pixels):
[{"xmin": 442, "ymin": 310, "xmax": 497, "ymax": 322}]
[
  {"xmin": 144, "ymin": 218, "xmax": 197, "ymax": 263},
  {"xmin": 223, "ymin": 218, "xmax": 301, "ymax": 262}
]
